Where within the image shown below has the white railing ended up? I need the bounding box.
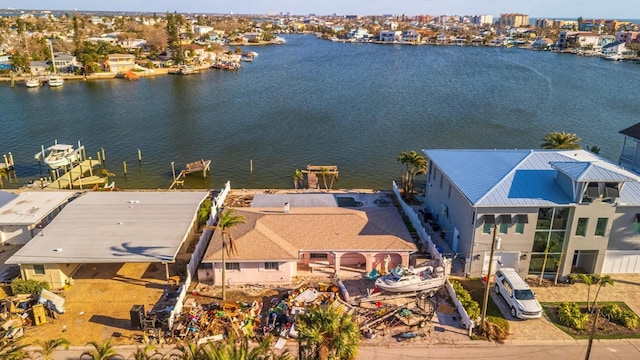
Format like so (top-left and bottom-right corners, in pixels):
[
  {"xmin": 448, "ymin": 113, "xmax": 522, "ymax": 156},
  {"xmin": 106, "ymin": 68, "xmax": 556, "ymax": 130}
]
[
  {"xmin": 392, "ymin": 182, "xmax": 473, "ymax": 335},
  {"xmin": 170, "ymin": 181, "xmax": 231, "ymax": 329},
  {"xmin": 391, "ymin": 181, "xmax": 442, "ymax": 265},
  {"xmin": 444, "ymin": 279, "xmax": 475, "ymax": 335}
]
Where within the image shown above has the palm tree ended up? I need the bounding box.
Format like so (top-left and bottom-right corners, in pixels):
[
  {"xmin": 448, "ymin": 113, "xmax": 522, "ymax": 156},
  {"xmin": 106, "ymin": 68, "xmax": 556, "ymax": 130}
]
[
  {"xmin": 0, "ymin": 339, "xmax": 30, "ymax": 360},
  {"xmin": 199, "ymin": 334, "xmax": 291, "ymax": 360},
  {"xmin": 33, "ymin": 338, "xmax": 70, "ymax": 360},
  {"xmin": 129, "ymin": 345, "xmax": 162, "ymax": 360},
  {"xmin": 297, "ymin": 305, "xmax": 360, "ymax": 360},
  {"xmin": 540, "ymin": 131, "xmax": 582, "ymax": 150},
  {"xmin": 292, "ymin": 169, "xmax": 304, "ymax": 190},
  {"xmin": 0, "ymin": 167, "xmax": 7, "ymax": 188},
  {"xmin": 319, "ymin": 167, "xmax": 329, "ymax": 191},
  {"xmin": 591, "ymin": 274, "xmax": 614, "ymax": 312},
  {"xmin": 80, "ymin": 339, "xmax": 121, "ymax": 360},
  {"xmin": 397, "ymin": 150, "xmax": 427, "ymax": 200},
  {"xmin": 578, "ymin": 274, "xmax": 595, "ymax": 312},
  {"xmin": 215, "ymin": 208, "xmax": 246, "ymax": 301}
]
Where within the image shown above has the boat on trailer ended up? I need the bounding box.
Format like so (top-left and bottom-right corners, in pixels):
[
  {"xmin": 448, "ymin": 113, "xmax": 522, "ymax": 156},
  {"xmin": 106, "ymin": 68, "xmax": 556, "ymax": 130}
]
[{"xmin": 375, "ymin": 265, "xmax": 446, "ymax": 294}]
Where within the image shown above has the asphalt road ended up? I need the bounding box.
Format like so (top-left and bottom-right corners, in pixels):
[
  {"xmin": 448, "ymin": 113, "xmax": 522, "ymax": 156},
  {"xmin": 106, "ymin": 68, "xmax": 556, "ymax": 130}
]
[{"xmin": 358, "ymin": 340, "xmax": 640, "ymax": 360}]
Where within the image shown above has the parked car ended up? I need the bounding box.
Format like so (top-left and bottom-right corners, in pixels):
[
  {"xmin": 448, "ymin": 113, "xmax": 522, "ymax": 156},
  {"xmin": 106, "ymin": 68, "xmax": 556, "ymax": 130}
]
[{"xmin": 494, "ymin": 268, "xmax": 543, "ymax": 319}]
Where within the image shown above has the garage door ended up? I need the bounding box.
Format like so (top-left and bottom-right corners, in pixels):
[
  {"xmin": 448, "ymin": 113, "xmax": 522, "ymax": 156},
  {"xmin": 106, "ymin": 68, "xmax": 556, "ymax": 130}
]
[{"xmin": 602, "ymin": 251, "xmax": 640, "ymax": 274}]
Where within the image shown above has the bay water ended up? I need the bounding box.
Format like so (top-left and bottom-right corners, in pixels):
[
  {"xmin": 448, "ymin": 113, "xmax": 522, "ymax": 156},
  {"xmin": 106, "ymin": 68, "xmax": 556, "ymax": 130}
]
[{"xmin": 2, "ymin": 34, "xmax": 640, "ymax": 190}]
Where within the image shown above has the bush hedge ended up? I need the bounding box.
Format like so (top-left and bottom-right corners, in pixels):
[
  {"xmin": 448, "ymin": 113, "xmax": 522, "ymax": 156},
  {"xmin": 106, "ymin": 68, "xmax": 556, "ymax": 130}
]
[
  {"xmin": 451, "ymin": 279, "xmax": 480, "ymax": 320},
  {"xmin": 601, "ymin": 304, "xmax": 639, "ymax": 330},
  {"xmin": 557, "ymin": 302, "xmax": 589, "ymax": 330},
  {"xmin": 11, "ymin": 279, "xmax": 50, "ymax": 295}
]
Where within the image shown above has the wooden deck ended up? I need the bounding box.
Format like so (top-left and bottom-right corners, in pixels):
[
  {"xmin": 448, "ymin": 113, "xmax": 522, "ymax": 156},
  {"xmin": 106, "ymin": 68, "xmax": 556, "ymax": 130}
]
[{"xmin": 45, "ymin": 159, "xmax": 103, "ymax": 190}]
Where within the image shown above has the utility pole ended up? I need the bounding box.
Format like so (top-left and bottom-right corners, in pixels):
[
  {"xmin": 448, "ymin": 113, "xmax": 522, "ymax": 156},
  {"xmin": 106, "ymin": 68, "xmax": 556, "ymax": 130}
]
[{"xmin": 480, "ymin": 223, "xmax": 499, "ymax": 333}]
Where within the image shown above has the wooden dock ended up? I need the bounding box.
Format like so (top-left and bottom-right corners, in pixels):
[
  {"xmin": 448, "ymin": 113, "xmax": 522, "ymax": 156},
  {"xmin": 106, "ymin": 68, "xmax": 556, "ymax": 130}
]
[
  {"xmin": 169, "ymin": 159, "xmax": 211, "ymax": 190},
  {"xmin": 45, "ymin": 159, "xmax": 103, "ymax": 190}
]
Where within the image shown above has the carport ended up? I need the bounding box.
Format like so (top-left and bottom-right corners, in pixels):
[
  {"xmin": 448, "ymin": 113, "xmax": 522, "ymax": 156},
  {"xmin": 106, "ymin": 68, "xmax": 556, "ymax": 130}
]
[{"xmin": 6, "ymin": 191, "xmax": 209, "ymax": 288}]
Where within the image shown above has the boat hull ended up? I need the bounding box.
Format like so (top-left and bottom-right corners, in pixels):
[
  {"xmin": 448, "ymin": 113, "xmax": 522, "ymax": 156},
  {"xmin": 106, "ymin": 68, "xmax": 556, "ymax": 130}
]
[{"xmin": 374, "ymin": 266, "xmax": 446, "ymax": 293}]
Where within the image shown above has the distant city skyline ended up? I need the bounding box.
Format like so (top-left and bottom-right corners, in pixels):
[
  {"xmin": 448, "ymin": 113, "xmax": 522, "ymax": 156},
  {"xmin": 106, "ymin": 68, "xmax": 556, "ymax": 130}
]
[{"xmin": 2, "ymin": 0, "xmax": 638, "ymax": 20}]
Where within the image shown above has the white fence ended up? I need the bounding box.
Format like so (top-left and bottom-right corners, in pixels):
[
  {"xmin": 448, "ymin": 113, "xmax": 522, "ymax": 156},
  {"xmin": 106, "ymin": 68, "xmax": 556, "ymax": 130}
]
[
  {"xmin": 167, "ymin": 181, "xmax": 231, "ymax": 329},
  {"xmin": 392, "ymin": 181, "xmax": 474, "ymax": 334}
]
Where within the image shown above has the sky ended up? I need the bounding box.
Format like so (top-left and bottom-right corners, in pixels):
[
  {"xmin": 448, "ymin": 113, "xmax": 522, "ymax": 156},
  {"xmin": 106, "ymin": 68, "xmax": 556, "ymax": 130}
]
[{"xmin": 2, "ymin": 0, "xmax": 638, "ymax": 20}]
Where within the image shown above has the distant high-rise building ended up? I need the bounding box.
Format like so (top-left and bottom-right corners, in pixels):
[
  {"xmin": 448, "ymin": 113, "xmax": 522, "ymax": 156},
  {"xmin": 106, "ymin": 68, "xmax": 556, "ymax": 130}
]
[
  {"xmin": 499, "ymin": 13, "xmax": 529, "ymax": 27},
  {"xmin": 472, "ymin": 15, "xmax": 493, "ymax": 26}
]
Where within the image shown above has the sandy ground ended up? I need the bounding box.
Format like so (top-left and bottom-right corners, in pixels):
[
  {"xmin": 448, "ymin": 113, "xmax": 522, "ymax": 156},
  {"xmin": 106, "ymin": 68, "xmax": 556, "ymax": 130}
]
[{"xmin": 19, "ymin": 262, "xmax": 171, "ymax": 346}]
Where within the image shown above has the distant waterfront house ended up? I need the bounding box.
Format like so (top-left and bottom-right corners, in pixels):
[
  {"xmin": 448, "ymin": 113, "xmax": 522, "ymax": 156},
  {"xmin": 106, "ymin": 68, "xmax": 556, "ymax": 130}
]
[
  {"xmin": 424, "ymin": 149, "xmax": 640, "ymax": 280},
  {"xmin": 52, "ymin": 53, "xmax": 79, "ymax": 73},
  {"xmin": 0, "ymin": 191, "xmax": 75, "ymax": 245},
  {"xmin": 602, "ymin": 41, "xmax": 627, "ymax": 56},
  {"xmin": 401, "ymin": 29, "xmax": 420, "ymax": 43},
  {"xmin": 616, "ymin": 31, "xmax": 640, "ymax": 46},
  {"xmin": 436, "ymin": 33, "xmax": 448, "ymax": 45},
  {"xmin": 103, "ymin": 53, "xmax": 136, "ymax": 73},
  {"xmin": 198, "ymin": 193, "xmax": 417, "ymax": 285},
  {"xmin": 241, "ymin": 32, "xmax": 262, "ymax": 43},
  {"xmin": 6, "ymin": 191, "xmax": 208, "ymax": 289},
  {"xmin": 379, "ymin": 30, "xmax": 401, "ymax": 43},
  {"xmin": 29, "ymin": 60, "xmax": 49, "ymax": 75}
]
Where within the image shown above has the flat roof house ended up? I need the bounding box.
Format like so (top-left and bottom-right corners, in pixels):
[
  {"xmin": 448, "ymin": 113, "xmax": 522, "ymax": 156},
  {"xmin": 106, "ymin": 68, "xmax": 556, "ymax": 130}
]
[
  {"xmin": 7, "ymin": 191, "xmax": 209, "ymax": 288},
  {"xmin": 0, "ymin": 191, "xmax": 75, "ymax": 245},
  {"xmin": 199, "ymin": 193, "xmax": 417, "ymax": 285},
  {"xmin": 423, "ymin": 149, "xmax": 640, "ymax": 280}
]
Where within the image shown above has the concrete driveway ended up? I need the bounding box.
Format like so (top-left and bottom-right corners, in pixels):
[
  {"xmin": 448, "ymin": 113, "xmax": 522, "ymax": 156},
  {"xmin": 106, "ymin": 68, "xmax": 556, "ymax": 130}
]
[{"xmin": 492, "ymin": 274, "xmax": 640, "ymax": 341}]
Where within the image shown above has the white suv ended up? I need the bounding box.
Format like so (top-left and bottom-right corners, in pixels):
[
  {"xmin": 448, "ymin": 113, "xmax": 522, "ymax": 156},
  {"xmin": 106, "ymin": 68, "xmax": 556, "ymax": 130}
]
[{"xmin": 494, "ymin": 268, "xmax": 542, "ymax": 319}]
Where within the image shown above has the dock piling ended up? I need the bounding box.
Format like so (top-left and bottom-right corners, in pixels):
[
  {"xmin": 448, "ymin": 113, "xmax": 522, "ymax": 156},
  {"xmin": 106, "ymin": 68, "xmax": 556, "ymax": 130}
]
[
  {"xmin": 101, "ymin": 148, "xmax": 106, "ymax": 162},
  {"xmin": 123, "ymin": 161, "xmax": 127, "ymax": 177},
  {"xmin": 138, "ymin": 149, "xmax": 142, "ymax": 164}
]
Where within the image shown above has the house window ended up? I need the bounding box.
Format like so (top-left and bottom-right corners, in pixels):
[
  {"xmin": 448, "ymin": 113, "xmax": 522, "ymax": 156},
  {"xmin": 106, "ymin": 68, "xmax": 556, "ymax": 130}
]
[
  {"xmin": 310, "ymin": 253, "xmax": 328, "ymax": 259},
  {"xmin": 264, "ymin": 262, "xmax": 279, "ymax": 271},
  {"xmin": 33, "ymin": 265, "xmax": 45, "ymax": 275},
  {"xmin": 595, "ymin": 218, "xmax": 608, "ymax": 236},
  {"xmin": 483, "ymin": 223, "xmax": 492, "ymax": 234},
  {"xmin": 499, "ymin": 223, "xmax": 508, "ymax": 234},
  {"xmin": 515, "ymin": 222, "xmax": 525, "ymax": 234},
  {"xmin": 575, "ymin": 218, "xmax": 588, "ymax": 236},
  {"xmin": 634, "ymin": 222, "xmax": 640, "ymax": 234},
  {"xmin": 225, "ymin": 263, "xmax": 240, "ymax": 271}
]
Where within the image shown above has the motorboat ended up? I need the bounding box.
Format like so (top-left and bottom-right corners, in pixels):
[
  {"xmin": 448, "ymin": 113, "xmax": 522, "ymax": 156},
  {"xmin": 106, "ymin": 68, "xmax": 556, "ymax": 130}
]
[
  {"xmin": 177, "ymin": 64, "xmax": 199, "ymax": 75},
  {"xmin": 34, "ymin": 142, "xmax": 82, "ymax": 169},
  {"xmin": 375, "ymin": 265, "xmax": 446, "ymax": 294},
  {"xmin": 47, "ymin": 75, "xmax": 64, "ymax": 87},
  {"xmin": 604, "ymin": 54, "xmax": 623, "ymax": 61},
  {"xmin": 25, "ymin": 78, "xmax": 41, "ymax": 88}
]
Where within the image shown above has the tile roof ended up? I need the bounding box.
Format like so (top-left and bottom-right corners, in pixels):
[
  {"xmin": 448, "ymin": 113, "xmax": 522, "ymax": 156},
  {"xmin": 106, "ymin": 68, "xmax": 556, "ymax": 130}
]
[
  {"xmin": 619, "ymin": 122, "xmax": 640, "ymax": 140},
  {"xmin": 202, "ymin": 206, "xmax": 417, "ymax": 262}
]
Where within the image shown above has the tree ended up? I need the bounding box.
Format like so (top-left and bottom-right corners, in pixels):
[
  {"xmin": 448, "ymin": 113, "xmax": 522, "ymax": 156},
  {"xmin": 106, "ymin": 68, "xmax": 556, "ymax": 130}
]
[
  {"xmin": 292, "ymin": 169, "xmax": 304, "ymax": 190},
  {"xmin": 578, "ymin": 274, "xmax": 595, "ymax": 312},
  {"xmin": 397, "ymin": 150, "xmax": 427, "ymax": 200},
  {"xmin": 130, "ymin": 344, "xmax": 162, "ymax": 360},
  {"xmin": 591, "ymin": 274, "xmax": 614, "ymax": 311},
  {"xmin": 0, "ymin": 339, "xmax": 30, "ymax": 360},
  {"xmin": 214, "ymin": 209, "xmax": 246, "ymax": 301},
  {"xmin": 587, "ymin": 145, "xmax": 601, "ymax": 154},
  {"xmin": 200, "ymin": 334, "xmax": 291, "ymax": 360},
  {"xmin": 319, "ymin": 167, "xmax": 330, "ymax": 191},
  {"xmin": 33, "ymin": 338, "xmax": 70, "ymax": 360},
  {"xmin": 540, "ymin": 131, "xmax": 582, "ymax": 150},
  {"xmin": 297, "ymin": 306, "xmax": 360, "ymax": 360},
  {"xmin": 0, "ymin": 168, "xmax": 8, "ymax": 188},
  {"xmin": 80, "ymin": 339, "xmax": 121, "ymax": 360}
]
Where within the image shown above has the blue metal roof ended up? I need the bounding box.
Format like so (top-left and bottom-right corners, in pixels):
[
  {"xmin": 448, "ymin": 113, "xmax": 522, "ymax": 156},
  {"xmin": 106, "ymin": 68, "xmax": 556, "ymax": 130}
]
[
  {"xmin": 550, "ymin": 161, "xmax": 636, "ymax": 182},
  {"xmin": 424, "ymin": 149, "xmax": 640, "ymax": 207}
]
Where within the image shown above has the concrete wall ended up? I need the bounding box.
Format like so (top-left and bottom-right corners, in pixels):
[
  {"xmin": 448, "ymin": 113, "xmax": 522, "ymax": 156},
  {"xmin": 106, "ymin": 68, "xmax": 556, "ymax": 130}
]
[
  {"xmin": 0, "ymin": 225, "xmax": 31, "ymax": 245},
  {"xmin": 21, "ymin": 263, "xmax": 80, "ymax": 289},
  {"xmin": 198, "ymin": 261, "xmax": 295, "ymax": 285}
]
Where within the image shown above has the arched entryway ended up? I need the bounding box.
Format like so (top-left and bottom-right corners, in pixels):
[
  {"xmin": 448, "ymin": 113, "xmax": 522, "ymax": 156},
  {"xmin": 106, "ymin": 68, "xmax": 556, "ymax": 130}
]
[{"xmin": 338, "ymin": 252, "xmax": 367, "ymax": 275}]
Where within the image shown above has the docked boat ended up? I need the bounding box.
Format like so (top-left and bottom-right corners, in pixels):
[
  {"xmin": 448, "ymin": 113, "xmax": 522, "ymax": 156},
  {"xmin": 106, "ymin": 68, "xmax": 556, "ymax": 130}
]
[
  {"xmin": 604, "ymin": 54, "xmax": 623, "ymax": 61},
  {"xmin": 25, "ymin": 78, "xmax": 41, "ymax": 88},
  {"xmin": 47, "ymin": 75, "xmax": 64, "ymax": 87},
  {"xmin": 177, "ymin": 64, "xmax": 199, "ymax": 75},
  {"xmin": 34, "ymin": 142, "xmax": 83, "ymax": 169},
  {"xmin": 375, "ymin": 265, "xmax": 446, "ymax": 294}
]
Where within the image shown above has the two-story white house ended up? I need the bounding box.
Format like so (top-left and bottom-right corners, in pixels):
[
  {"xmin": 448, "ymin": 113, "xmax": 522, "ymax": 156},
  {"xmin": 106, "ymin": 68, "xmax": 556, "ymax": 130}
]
[
  {"xmin": 424, "ymin": 149, "xmax": 640, "ymax": 280},
  {"xmin": 401, "ymin": 29, "xmax": 420, "ymax": 43},
  {"xmin": 379, "ymin": 31, "xmax": 401, "ymax": 43}
]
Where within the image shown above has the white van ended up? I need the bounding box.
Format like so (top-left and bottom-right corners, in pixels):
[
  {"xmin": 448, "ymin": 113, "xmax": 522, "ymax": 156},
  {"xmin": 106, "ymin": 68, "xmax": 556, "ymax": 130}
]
[{"xmin": 494, "ymin": 268, "xmax": 543, "ymax": 319}]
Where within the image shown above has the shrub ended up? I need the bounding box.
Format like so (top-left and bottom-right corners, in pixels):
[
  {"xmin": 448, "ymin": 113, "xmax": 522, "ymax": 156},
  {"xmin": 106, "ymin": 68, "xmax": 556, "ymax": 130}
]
[
  {"xmin": 451, "ymin": 280, "xmax": 480, "ymax": 320},
  {"xmin": 557, "ymin": 302, "xmax": 589, "ymax": 330},
  {"xmin": 11, "ymin": 279, "xmax": 50, "ymax": 295},
  {"xmin": 198, "ymin": 199, "xmax": 212, "ymax": 226},
  {"xmin": 601, "ymin": 304, "xmax": 640, "ymax": 330}
]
